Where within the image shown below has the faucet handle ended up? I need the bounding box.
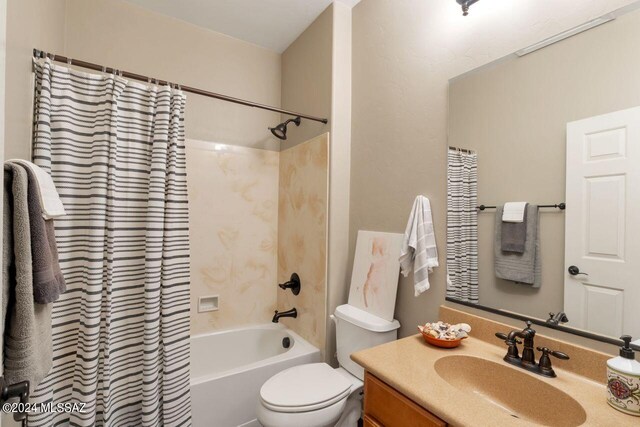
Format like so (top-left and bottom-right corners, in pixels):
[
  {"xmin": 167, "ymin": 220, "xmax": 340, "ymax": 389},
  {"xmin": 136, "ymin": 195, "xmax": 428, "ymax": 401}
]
[
  {"xmin": 536, "ymin": 346, "xmax": 569, "ymax": 378},
  {"xmin": 495, "ymin": 332, "xmax": 521, "ymax": 344},
  {"xmin": 536, "ymin": 346, "xmax": 569, "ymax": 360}
]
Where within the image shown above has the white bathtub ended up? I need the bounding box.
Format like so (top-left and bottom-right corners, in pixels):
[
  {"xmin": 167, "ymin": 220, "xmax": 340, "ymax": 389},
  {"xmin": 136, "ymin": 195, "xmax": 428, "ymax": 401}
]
[{"xmin": 190, "ymin": 324, "xmax": 321, "ymax": 427}]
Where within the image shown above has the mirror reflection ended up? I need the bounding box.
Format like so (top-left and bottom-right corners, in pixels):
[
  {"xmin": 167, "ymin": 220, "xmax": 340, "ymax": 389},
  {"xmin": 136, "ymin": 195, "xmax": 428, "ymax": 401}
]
[{"xmin": 446, "ymin": 6, "xmax": 640, "ymax": 346}]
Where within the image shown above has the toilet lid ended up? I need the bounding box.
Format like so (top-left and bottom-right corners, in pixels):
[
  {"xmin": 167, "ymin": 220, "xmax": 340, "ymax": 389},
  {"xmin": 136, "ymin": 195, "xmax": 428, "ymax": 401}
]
[{"xmin": 260, "ymin": 363, "xmax": 352, "ymax": 413}]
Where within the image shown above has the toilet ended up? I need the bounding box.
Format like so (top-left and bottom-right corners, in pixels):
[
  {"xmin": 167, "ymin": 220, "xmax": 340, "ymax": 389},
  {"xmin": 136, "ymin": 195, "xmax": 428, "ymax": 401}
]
[{"xmin": 256, "ymin": 304, "xmax": 400, "ymax": 427}]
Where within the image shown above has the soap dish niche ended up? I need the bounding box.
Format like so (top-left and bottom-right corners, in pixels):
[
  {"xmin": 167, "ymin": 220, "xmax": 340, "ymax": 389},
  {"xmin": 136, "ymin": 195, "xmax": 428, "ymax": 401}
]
[{"xmin": 198, "ymin": 295, "xmax": 219, "ymax": 313}]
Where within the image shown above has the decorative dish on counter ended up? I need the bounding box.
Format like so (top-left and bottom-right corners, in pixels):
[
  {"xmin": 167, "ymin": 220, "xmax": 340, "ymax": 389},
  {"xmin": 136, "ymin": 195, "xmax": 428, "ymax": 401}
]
[{"xmin": 418, "ymin": 321, "xmax": 471, "ymax": 348}]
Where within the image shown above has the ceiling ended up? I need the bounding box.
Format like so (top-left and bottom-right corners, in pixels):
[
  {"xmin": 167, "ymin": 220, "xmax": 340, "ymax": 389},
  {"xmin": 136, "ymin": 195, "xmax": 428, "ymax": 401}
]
[{"xmin": 123, "ymin": 0, "xmax": 359, "ymax": 53}]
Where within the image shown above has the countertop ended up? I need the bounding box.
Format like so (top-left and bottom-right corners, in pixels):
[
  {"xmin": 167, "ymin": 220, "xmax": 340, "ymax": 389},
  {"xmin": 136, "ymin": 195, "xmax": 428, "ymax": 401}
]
[{"xmin": 351, "ymin": 334, "xmax": 637, "ymax": 426}]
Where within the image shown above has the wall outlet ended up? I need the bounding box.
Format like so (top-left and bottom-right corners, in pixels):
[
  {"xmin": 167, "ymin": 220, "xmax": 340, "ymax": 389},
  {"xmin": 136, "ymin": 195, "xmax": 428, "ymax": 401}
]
[{"xmin": 198, "ymin": 295, "xmax": 219, "ymax": 313}]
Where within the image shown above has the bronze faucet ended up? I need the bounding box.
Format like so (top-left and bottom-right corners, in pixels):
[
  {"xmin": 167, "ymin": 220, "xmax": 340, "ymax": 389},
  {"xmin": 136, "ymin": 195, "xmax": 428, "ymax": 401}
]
[
  {"xmin": 496, "ymin": 321, "xmax": 569, "ymax": 378},
  {"xmin": 272, "ymin": 307, "xmax": 297, "ymax": 323}
]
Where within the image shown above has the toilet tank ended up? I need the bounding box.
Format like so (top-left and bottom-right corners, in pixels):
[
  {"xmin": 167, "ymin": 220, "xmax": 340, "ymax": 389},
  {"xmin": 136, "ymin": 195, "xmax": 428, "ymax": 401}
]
[{"xmin": 332, "ymin": 304, "xmax": 400, "ymax": 380}]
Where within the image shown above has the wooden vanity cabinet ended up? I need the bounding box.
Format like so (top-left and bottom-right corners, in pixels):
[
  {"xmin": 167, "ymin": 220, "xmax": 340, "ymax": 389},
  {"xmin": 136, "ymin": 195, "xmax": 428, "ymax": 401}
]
[{"xmin": 363, "ymin": 372, "xmax": 447, "ymax": 427}]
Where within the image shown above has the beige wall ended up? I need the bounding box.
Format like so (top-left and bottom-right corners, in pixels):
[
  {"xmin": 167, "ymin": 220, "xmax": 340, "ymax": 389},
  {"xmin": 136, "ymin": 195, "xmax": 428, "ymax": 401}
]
[
  {"xmin": 186, "ymin": 141, "xmax": 279, "ymax": 334},
  {"xmin": 280, "ymin": 2, "xmax": 352, "ymax": 364},
  {"xmin": 280, "ymin": 4, "xmax": 333, "ymax": 150},
  {"xmin": 0, "ymin": 0, "xmax": 6, "ymax": 382},
  {"xmin": 3, "ymin": 2, "xmax": 64, "ymax": 425},
  {"xmin": 326, "ymin": 1, "xmax": 352, "ymax": 366},
  {"xmin": 63, "ymin": 0, "xmax": 282, "ymax": 151},
  {"xmin": 277, "ymin": 134, "xmax": 329, "ymax": 354},
  {"xmin": 5, "ymin": 0, "xmax": 66, "ymax": 160},
  {"xmin": 350, "ymin": 0, "xmax": 638, "ymax": 339},
  {"xmin": 448, "ymin": 8, "xmax": 640, "ymax": 320},
  {"xmin": 5, "ymin": 0, "xmax": 283, "ymax": 157}
]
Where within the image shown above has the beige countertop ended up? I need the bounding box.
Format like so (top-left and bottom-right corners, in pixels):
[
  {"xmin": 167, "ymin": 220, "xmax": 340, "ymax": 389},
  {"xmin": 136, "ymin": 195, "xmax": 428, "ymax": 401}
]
[{"xmin": 351, "ymin": 332, "xmax": 637, "ymax": 426}]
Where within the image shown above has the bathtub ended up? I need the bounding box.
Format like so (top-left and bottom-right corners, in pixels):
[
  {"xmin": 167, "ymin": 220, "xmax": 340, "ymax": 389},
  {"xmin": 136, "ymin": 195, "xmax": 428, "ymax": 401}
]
[{"xmin": 190, "ymin": 324, "xmax": 321, "ymax": 427}]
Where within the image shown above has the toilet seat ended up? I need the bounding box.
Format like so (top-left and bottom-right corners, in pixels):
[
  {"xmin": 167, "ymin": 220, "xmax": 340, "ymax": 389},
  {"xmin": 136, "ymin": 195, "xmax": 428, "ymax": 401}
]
[{"xmin": 260, "ymin": 363, "xmax": 352, "ymax": 413}]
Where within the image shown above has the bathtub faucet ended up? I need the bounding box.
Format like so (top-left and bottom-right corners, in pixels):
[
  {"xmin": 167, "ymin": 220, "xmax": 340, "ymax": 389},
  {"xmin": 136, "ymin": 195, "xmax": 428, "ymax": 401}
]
[{"xmin": 272, "ymin": 308, "xmax": 297, "ymax": 323}]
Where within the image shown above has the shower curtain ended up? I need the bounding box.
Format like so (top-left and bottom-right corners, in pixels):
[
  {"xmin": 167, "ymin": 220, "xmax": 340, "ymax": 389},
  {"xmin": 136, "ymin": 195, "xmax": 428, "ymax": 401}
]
[
  {"xmin": 446, "ymin": 149, "xmax": 479, "ymax": 303},
  {"xmin": 29, "ymin": 58, "xmax": 191, "ymax": 427}
]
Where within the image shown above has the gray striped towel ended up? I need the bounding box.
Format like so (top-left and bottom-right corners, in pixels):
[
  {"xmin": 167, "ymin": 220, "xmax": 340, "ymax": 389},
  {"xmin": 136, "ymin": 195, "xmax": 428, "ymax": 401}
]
[{"xmin": 399, "ymin": 196, "xmax": 439, "ymax": 296}]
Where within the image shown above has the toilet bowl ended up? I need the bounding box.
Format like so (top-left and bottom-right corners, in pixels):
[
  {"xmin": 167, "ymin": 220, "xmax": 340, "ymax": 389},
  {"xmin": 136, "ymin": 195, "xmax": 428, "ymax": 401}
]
[
  {"xmin": 257, "ymin": 304, "xmax": 400, "ymax": 427},
  {"xmin": 257, "ymin": 364, "xmax": 362, "ymax": 427}
]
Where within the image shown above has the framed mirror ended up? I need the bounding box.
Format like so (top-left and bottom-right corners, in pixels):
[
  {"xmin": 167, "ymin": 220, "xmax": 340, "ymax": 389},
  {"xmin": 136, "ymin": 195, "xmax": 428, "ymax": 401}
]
[{"xmin": 446, "ymin": 2, "xmax": 640, "ymax": 350}]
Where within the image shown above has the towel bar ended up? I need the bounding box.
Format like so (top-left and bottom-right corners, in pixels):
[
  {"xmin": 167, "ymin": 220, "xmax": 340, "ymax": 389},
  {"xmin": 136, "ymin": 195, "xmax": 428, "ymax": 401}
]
[{"xmin": 477, "ymin": 203, "xmax": 565, "ymax": 211}]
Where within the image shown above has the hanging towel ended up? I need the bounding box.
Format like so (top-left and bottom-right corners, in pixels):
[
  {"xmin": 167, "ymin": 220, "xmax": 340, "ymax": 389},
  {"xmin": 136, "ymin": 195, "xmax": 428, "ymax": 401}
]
[
  {"xmin": 501, "ymin": 203, "xmax": 528, "ymax": 253},
  {"xmin": 494, "ymin": 205, "xmax": 541, "ymax": 287},
  {"xmin": 20, "ymin": 163, "xmax": 66, "ymax": 303},
  {"xmin": 399, "ymin": 196, "xmax": 439, "ymax": 296},
  {"xmin": 2, "ymin": 163, "xmax": 53, "ymax": 389},
  {"xmin": 9, "ymin": 159, "xmax": 65, "ymax": 219},
  {"xmin": 502, "ymin": 202, "xmax": 528, "ymax": 222}
]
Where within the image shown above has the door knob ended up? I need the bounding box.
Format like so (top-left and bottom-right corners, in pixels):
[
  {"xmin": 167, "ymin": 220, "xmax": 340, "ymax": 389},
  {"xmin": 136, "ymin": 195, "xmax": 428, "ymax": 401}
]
[{"xmin": 568, "ymin": 265, "xmax": 588, "ymax": 276}]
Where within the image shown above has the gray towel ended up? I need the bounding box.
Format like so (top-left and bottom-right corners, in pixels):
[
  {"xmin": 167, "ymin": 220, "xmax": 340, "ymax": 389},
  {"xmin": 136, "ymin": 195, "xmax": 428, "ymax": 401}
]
[
  {"xmin": 501, "ymin": 203, "xmax": 528, "ymax": 253},
  {"xmin": 494, "ymin": 205, "xmax": 541, "ymax": 287},
  {"xmin": 3, "ymin": 164, "xmax": 53, "ymax": 389},
  {"xmin": 22, "ymin": 164, "xmax": 66, "ymax": 303}
]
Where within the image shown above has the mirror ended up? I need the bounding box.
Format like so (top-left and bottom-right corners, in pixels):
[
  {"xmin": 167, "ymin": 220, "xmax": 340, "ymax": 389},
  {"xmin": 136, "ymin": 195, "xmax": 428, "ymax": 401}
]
[{"xmin": 446, "ymin": 4, "xmax": 640, "ymax": 348}]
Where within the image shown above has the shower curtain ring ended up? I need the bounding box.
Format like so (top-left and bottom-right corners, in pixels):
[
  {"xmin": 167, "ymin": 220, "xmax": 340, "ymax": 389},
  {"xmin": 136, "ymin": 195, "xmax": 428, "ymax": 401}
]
[{"xmin": 67, "ymin": 57, "xmax": 72, "ymax": 65}]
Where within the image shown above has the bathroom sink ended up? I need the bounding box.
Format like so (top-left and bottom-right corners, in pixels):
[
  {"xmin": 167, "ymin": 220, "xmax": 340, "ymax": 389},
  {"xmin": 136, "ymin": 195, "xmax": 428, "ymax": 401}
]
[{"xmin": 434, "ymin": 355, "xmax": 587, "ymax": 426}]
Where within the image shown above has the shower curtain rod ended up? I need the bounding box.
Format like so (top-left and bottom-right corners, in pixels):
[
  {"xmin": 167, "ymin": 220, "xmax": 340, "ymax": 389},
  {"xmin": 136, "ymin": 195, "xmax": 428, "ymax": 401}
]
[{"xmin": 33, "ymin": 49, "xmax": 329, "ymax": 124}]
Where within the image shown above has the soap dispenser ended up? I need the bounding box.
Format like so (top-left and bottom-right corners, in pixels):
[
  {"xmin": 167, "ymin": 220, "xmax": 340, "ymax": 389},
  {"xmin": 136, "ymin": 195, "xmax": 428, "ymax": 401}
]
[{"xmin": 606, "ymin": 335, "xmax": 640, "ymax": 416}]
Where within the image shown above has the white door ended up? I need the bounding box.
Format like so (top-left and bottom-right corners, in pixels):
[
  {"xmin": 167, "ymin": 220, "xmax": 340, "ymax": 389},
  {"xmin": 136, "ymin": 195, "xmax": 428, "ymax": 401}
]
[{"xmin": 565, "ymin": 107, "xmax": 640, "ymax": 340}]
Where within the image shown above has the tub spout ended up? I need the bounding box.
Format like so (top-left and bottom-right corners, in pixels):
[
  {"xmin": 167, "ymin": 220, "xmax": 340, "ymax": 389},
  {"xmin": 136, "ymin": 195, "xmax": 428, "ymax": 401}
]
[{"xmin": 272, "ymin": 308, "xmax": 297, "ymax": 323}]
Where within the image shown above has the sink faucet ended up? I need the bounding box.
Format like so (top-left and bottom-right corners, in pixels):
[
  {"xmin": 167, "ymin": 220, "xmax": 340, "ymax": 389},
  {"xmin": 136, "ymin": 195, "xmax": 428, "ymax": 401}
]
[
  {"xmin": 507, "ymin": 320, "xmax": 537, "ymax": 368},
  {"xmin": 546, "ymin": 311, "xmax": 569, "ymax": 325},
  {"xmin": 496, "ymin": 320, "xmax": 569, "ymax": 377},
  {"xmin": 272, "ymin": 307, "xmax": 297, "ymax": 323}
]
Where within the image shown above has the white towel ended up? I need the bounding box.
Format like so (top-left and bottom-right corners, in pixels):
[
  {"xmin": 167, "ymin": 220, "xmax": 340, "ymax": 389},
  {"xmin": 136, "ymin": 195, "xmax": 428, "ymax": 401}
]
[
  {"xmin": 399, "ymin": 196, "xmax": 439, "ymax": 296},
  {"xmin": 502, "ymin": 202, "xmax": 527, "ymax": 223},
  {"xmin": 9, "ymin": 159, "xmax": 65, "ymax": 219}
]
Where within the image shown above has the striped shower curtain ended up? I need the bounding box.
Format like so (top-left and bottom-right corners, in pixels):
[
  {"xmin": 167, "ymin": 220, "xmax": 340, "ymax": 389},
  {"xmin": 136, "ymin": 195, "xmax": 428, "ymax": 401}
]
[
  {"xmin": 446, "ymin": 149, "xmax": 479, "ymax": 303},
  {"xmin": 29, "ymin": 58, "xmax": 191, "ymax": 426}
]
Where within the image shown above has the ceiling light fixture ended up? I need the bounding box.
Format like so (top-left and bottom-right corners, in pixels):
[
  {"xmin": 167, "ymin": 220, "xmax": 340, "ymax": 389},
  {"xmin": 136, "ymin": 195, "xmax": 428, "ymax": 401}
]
[
  {"xmin": 456, "ymin": 0, "xmax": 480, "ymax": 16},
  {"xmin": 515, "ymin": 15, "xmax": 615, "ymax": 57}
]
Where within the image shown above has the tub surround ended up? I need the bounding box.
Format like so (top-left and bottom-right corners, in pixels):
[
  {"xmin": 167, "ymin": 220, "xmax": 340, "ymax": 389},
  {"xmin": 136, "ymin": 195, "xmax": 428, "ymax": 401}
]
[
  {"xmin": 187, "ymin": 141, "xmax": 280, "ymax": 334},
  {"xmin": 277, "ymin": 134, "xmax": 330, "ymax": 353},
  {"xmin": 187, "ymin": 132, "xmax": 330, "ymax": 354},
  {"xmin": 352, "ymin": 306, "xmax": 635, "ymax": 426}
]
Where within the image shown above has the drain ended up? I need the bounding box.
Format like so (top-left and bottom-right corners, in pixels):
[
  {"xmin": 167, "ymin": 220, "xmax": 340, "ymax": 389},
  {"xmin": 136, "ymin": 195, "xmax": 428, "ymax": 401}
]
[{"xmin": 282, "ymin": 337, "xmax": 291, "ymax": 348}]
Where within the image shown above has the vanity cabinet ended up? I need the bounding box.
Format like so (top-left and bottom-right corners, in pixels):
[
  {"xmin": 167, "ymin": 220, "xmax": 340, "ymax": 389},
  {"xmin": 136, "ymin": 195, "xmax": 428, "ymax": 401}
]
[{"xmin": 363, "ymin": 372, "xmax": 447, "ymax": 427}]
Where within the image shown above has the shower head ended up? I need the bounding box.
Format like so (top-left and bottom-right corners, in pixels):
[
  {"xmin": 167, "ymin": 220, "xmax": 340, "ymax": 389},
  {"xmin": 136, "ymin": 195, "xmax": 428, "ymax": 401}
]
[{"xmin": 269, "ymin": 116, "xmax": 301, "ymax": 140}]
